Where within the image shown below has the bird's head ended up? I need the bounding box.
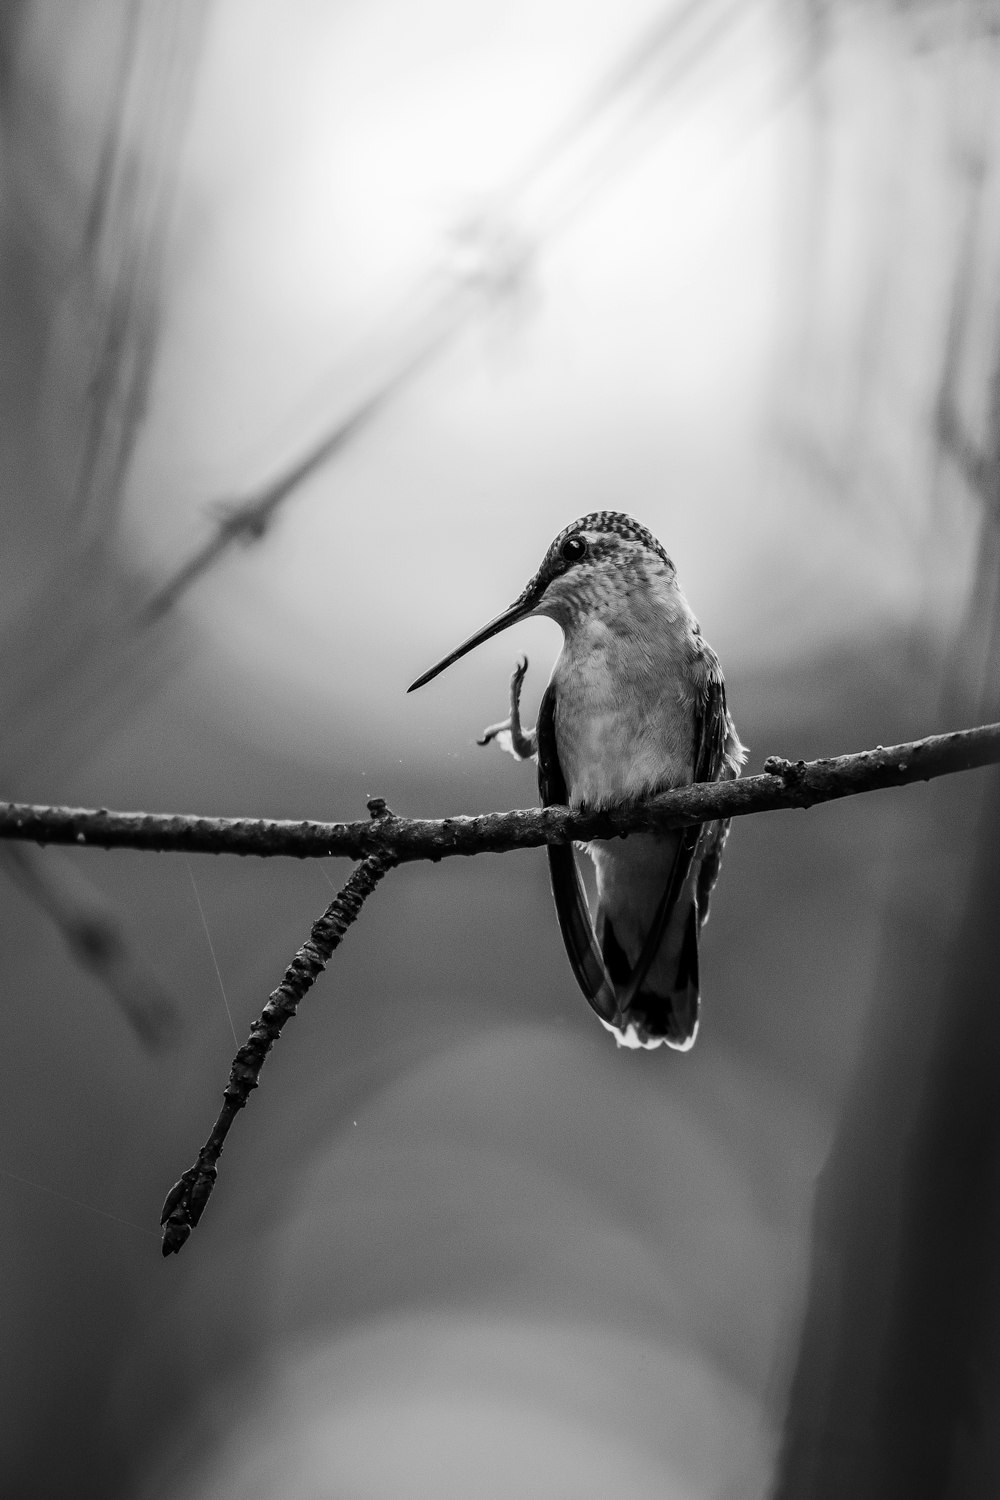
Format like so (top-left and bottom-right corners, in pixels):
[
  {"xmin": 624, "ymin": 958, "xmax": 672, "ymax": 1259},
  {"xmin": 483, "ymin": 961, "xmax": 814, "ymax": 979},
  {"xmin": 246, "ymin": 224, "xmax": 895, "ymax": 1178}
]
[{"xmin": 408, "ymin": 511, "xmax": 677, "ymax": 692}]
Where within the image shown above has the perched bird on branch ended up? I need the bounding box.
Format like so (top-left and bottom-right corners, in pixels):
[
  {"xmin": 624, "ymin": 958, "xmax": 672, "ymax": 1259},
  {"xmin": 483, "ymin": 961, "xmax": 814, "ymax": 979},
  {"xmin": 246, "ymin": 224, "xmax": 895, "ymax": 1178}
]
[{"xmin": 409, "ymin": 511, "xmax": 745, "ymax": 1050}]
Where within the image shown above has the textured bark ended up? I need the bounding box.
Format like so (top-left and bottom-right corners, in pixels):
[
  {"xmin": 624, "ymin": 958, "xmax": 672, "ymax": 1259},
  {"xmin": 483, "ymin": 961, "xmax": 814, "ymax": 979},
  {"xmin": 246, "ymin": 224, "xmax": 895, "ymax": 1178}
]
[
  {"xmin": 0, "ymin": 722, "xmax": 997, "ymax": 862},
  {"xmin": 160, "ymin": 848, "xmax": 396, "ymax": 1257}
]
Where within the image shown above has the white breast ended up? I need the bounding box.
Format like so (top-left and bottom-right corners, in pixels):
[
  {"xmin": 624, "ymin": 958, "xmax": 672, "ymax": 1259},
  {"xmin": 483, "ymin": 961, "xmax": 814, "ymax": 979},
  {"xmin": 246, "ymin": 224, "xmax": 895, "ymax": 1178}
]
[{"xmin": 551, "ymin": 611, "xmax": 698, "ymax": 809}]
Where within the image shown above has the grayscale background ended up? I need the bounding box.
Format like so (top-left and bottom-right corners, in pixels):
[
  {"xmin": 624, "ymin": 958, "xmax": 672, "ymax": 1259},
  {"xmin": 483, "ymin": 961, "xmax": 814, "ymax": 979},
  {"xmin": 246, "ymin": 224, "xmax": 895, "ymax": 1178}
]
[{"xmin": 2, "ymin": 3, "xmax": 998, "ymax": 1496}]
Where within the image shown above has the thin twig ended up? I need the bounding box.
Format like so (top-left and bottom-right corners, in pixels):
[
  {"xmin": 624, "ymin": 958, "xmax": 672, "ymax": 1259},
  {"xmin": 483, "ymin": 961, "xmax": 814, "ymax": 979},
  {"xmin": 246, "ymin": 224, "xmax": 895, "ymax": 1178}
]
[
  {"xmin": 1, "ymin": 722, "xmax": 998, "ymax": 864},
  {"xmin": 160, "ymin": 842, "xmax": 397, "ymax": 1256}
]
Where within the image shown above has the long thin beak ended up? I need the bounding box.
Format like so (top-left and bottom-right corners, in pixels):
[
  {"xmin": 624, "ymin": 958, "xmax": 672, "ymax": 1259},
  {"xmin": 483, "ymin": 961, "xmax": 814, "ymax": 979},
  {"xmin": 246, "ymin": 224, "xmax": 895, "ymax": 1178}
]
[{"xmin": 407, "ymin": 594, "xmax": 534, "ymax": 692}]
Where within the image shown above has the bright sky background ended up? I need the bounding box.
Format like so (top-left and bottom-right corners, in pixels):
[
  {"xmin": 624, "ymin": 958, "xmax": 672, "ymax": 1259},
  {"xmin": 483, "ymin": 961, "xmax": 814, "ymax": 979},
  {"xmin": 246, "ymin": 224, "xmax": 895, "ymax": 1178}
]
[{"xmin": 112, "ymin": 0, "xmax": 977, "ymax": 762}]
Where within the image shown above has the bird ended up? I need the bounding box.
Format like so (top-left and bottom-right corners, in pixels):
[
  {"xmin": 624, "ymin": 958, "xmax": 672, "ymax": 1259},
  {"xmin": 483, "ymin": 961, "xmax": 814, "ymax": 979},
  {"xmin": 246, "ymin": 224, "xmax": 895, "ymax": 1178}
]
[{"xmin": 408, "ymin": 511, "xmax": 745, "ymax": 1051}]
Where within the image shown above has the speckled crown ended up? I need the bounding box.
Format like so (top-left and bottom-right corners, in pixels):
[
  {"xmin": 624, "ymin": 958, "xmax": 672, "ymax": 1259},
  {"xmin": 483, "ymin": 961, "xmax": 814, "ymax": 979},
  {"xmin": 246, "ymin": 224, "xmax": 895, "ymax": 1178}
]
[{"xmin": 552, "ymin": 511, "xmax": 672, "ymax": 568}]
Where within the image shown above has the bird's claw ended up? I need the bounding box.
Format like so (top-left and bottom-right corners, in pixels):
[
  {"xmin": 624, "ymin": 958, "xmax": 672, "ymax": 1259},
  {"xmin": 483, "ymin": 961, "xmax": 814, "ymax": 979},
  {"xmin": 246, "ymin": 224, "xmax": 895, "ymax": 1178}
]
[
  {"xmin": 477, "ymin": 655, "xmax": 537, "ymax": 761},
  {"xmin": 476, "ymin": 721, "xmax": 510, "ymax": 748}
]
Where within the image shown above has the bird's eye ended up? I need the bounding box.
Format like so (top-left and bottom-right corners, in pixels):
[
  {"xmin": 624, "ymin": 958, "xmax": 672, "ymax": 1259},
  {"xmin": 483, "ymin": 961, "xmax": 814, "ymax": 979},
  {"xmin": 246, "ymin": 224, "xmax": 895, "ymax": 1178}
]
[{"xmin": 559, "ymin": 535, "xmax": 588, "ymax": 564}]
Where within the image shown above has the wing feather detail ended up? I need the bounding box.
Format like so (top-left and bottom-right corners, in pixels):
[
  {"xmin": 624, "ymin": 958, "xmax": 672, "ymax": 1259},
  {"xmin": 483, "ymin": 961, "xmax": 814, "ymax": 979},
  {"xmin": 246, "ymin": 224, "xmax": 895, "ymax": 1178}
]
[
  {"xmin": 692, "ymin": 652, "xmax": 741, "ymax": 929},
  {"xmin": 536, "ymin": 684, "xmax": 619, "ymax": 1026},
  {"xmin": 609, "ymin": 657, "xmax": 731, "ymax": 1012}
]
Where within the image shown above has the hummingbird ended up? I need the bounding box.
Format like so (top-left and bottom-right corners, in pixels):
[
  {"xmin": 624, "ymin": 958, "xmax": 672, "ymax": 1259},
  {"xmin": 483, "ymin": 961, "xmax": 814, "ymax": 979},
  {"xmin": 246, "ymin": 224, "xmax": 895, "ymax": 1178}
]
[{"xmin": 408, "ymin": 511, "xmax": 745, "ymax": 1051}]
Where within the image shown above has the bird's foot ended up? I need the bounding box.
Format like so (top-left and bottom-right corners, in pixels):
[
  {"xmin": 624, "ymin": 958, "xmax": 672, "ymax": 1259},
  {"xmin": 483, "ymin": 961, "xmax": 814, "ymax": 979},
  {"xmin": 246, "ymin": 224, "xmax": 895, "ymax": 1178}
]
[{"xmin": 477, "ymin": 655, "xmax": 537, "ymax": 761}]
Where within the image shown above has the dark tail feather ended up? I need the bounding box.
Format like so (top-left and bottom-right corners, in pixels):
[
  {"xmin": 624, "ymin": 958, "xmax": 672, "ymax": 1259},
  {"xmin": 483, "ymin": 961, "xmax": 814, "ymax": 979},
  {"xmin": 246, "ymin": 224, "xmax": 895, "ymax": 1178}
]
[{"xmin": 603, "ymin": 905, "xmax": 701, "ymax": 1051}]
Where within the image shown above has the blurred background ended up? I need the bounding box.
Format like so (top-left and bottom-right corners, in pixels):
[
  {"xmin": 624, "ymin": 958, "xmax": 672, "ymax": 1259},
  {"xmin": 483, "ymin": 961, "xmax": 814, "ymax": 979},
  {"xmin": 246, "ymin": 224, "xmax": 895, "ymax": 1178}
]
[{"xmin": 2, "ymin": 1, "xmax": 1000, "ymax": 1496}]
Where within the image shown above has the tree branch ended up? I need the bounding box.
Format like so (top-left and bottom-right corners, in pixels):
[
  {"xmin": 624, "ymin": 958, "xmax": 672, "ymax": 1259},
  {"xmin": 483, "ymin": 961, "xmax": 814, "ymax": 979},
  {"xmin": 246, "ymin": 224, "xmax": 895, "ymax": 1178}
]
[
  {"xmin": 160, "ymin": 845, "xmax": 396, "ymax": 1257},
  {"xmin": 2, "ymin": 722, "xmax": 999, "ymax": 864},
  {"xmin": 94, "ymin": 722, "xmax": 999, "ymax": 1256}
]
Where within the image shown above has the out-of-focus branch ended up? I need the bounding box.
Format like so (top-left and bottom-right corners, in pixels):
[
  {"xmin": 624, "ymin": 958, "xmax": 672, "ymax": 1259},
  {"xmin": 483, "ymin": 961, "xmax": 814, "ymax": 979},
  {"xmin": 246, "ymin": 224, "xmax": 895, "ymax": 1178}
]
[
  {"xmin": 0, "ymin": 722, "xmax": 998, "ymax": 863},
  {"xmin": 936, "ymin": 393, "xmax": 1000, "ymax": 521},
  {"xmin": 772, "ymin": 767, "xmax": 1000, "ymax": 1496},
  {"xmin": 139, "ymin": 0, "xmax": 773, "ymax": 620},
  {"xmin": 138, "ymin": 320, "xmax": 463, "ymax": 622},
  {"xmin": 0, "ymin": 844, "xmax": 179, "ymax": 1049},
  {"xmin": 0, "ymin": 4, "xmax": 207, "ymax": 1040},
  {"xmin": 160, "ymin": 845, "xmax": 396, "ymax": 1257}
]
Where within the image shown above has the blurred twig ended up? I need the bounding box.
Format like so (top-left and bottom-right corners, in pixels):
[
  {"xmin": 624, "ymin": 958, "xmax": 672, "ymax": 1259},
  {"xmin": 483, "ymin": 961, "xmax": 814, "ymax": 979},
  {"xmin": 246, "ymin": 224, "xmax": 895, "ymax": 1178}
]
[
  {"xmin": 0, "ymin": 2, "xmax": 207, "ymax": 1044},
  {"xmin": 69, "ymin": 0, "xmax": 207, "ymax": 542},
  {"xmin": 138, "ymin": 319, "xmax": 461, "ymax": 622},
  {"xmin": 142, "ymin": 0, "xmax": 789, "ymax": 619},
  {"xmin": 937, "ymin": 342, "xmax": 1000, "ymax": 714},
  {"xmin": 771, "ymin": 765, "xmax": 1000, "ymax": 1497},
  {"xmin": 775, "ymin": 44, "xmax": 1000, "ymax": 1479},
  {"xmin": 936, "ymin": 370, "xmax": 1000, "ymax": 524},
  {"xmin": 0, "ymin": 844, "xmax": 179, "ymax": 1049},
  {"xmin": 1, "ymin": 721, "xmax": 998, "ymax": 862},
  {"xmin": 0, "ymin": 2, "xmax": 205, "ymax": 772},
  {"xmin": 160, "ymin": 841, "xmax": 397, "ymax": 1256}
]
